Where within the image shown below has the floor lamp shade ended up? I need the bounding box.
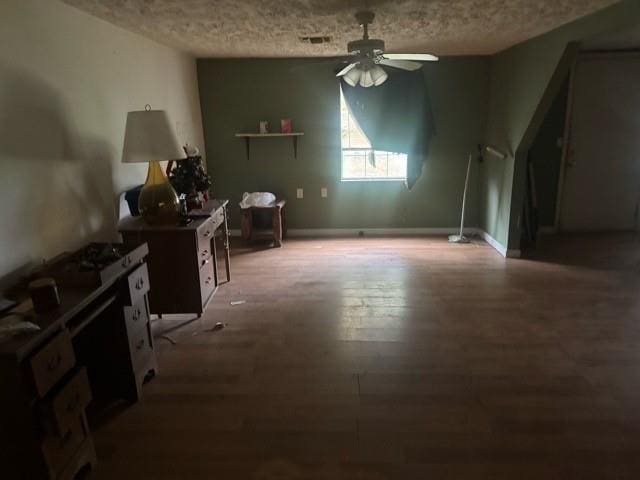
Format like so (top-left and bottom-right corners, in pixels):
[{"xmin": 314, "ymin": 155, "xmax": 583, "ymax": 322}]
[{"xmin": 122, "ymin": 109, "xmax": 185, "ymax": 225}]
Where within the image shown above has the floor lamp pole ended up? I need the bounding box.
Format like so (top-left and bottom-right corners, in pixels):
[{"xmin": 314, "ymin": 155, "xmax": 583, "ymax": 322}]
[{"xmin": 449, "ymin": 153, "xmax": 473, "ymax": 244}]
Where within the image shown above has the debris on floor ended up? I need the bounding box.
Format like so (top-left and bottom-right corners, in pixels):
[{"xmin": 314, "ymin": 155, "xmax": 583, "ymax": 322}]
[
  {"xmin": 192, "ymin": 322, "xmax": 226, "ymax": 335},
  {"xmin": 158, "ymin": 334, "xmax": 177, "ymax": 345},
  {"xmin": 230, "ymin": 300, "xmax": 246, "ymax": 306},
  {"xmin": 205, "ymin": 322, "xmax": 225, "ymax": 332}
]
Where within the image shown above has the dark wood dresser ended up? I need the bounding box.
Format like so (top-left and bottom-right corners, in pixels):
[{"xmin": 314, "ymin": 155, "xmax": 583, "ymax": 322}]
[
  {"xmin": 0, "ymin": 243, "xmax": 157, "ymax": 479},
  {"xmin": 119, "ymin": 199, "xmax": 230, "ymax": 316}
]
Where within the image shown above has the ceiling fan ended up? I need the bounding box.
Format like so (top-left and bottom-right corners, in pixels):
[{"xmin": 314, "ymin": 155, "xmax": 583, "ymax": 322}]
[{"xmin": 337, "ymin": 10, "xmax": 439, "ymax": 88}]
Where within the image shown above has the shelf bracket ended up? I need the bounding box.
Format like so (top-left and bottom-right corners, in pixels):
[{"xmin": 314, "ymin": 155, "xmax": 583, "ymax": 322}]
[{"xmin": 244, "ymin": 137, "xmax": 250, "ymax": 161}]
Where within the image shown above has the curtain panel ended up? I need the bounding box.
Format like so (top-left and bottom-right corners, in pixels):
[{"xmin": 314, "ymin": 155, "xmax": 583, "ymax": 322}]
[{"xmin": 340, "ymin": 68, "xmax": 435, "ymax": 189}]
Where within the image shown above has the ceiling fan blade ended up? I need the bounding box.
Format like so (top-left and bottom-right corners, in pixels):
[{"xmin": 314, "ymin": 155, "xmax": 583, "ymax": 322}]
[
  {"xmin": 336, "ymin": 62, "xmax": 358, "ymax": 77},
  {"xmin": 383, "ymin": 53, "xmax": 439, "ymax": 62},
  {"xmin": 378, "ymin": 58, "xmax": 422, "ymax": 71}
]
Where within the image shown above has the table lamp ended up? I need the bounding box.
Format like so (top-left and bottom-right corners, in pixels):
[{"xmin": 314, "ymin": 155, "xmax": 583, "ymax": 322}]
[{"xmin": 122, "ymin": 106, "xmax": 185, "ymax": 225}]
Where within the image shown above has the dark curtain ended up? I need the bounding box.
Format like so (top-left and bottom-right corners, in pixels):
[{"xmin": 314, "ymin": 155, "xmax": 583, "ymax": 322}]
[{"xmin": 340, "ymin": 68, "xmax": 435, "ymax": 189}]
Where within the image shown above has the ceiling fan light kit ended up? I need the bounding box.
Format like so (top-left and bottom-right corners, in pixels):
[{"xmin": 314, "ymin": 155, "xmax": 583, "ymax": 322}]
[{"xmin": 336, "ymin": 10, "xmax": 439, "ymax": 88}]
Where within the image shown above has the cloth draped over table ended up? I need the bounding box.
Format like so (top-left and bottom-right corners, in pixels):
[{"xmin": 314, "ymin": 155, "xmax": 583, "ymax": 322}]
[{"xmin": 340, "ymin": 68, "xmax": 435, "ymax": 189}]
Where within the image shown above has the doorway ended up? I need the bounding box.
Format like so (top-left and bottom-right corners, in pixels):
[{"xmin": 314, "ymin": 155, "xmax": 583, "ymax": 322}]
[{"xmin": 558, "ymin": 53, "xmax": 640, "ymax": 232}]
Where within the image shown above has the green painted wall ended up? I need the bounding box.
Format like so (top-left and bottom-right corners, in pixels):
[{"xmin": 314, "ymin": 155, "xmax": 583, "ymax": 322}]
[
  {"xmin": 0, "ymin": 0, "xmax": 204, "ymax": 280},
  {"xmin": 197, "ymin": 57, "xmax": 489, "ymax": 230},
  {"xmin": 480, "ymin": 0, "xmax": 640, "ymax": 251}
]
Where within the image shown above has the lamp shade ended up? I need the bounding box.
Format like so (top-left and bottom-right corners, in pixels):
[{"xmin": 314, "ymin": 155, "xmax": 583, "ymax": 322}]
[{"xmin": 122, "ymin": 109, "xmax": 184, "ymax": 163}]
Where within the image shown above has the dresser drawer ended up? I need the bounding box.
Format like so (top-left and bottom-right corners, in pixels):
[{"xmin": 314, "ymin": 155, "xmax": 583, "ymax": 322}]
[
  {"xmin": 128, "ymin": 322, "xmax": 153, "ymax": 372},
  {"xmin": 27, "ymin": 330, "xmax": 75, "ymax": 398},
  {"xmin": 126, "ymin": 263, "xmax": 150, "ymax": 306},
  {"xmin": 124, "ymin": 298, "xmax": 150, "ymax": 338},
  {"xmin": 40, "ymin": 368, "xmax": 92, "ymax": 437},
  {"xmin": 56, "ymin": 436, "xmax": 96, "ymax": 480},
  {"xmin": 199, "ymin": 258, "xmax": 216, "ymax": 306},
  {"xmin": 197, "ymin": 218, "xmax": 215, "ymax": 264},
  {"xmin": 42, "ymin": 415, "xmax": 87, "ymax": 474},
  {"xmin": 212, "ymin": 208, "xmax": 224, "ymax": 229}
]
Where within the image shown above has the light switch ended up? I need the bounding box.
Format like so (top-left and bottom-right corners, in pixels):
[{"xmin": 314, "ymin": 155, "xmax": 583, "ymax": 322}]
[
  {"xmin": 321, "ymin": 187, "xmax": 328, "ymax": 198},
  {"xmin": 297, "ymin": 188, "xmax": 304, "ymax": 199}
]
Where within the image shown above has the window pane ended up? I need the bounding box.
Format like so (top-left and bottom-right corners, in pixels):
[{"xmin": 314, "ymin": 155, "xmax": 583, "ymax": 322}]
[
  {"xmin": 340, "ymin": 87, "xmax": 407, "ymax": 181},
  {"xmin": 342, "ymin": 150, "xmax": 367, "ymax": 179},
  {"xmin": 387, "ymin": 152, "xmax": 408, "ymax": 178},
  {"xmin": 340, "ymin": 89, "xmax": 371, "ymax": 149},
  {"xmin": 367, "ymin": 152, "xmax": 389, "ymax": 177}
]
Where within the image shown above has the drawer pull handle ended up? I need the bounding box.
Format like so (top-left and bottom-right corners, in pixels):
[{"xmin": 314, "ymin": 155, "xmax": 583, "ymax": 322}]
[
  {"xmin": 67, "ymin": 393, "xmax": 81, "ymax": 413},
  {"xmin": 205, "ymin": 277, "xmax": 212, "ymax": 285},
  {"xmin": 135, "ymin": 278, "xmax": 145, "ymax": 290},
  {"xmin": 47, "ymin": 353, "xmax": 62, "ymax": 371},
  {"xmin": 121, "ymin": 256, "xmax": 132, "ymax": 268},
  {"xmin": 61, "ymin": 429, "xmax": 73, "ymax": 446},
  {"xmin": 202, "ymin": 250, "xmax": 209, "ymax": 256},
  {"xmin": 132, "ymin": 309, "xmax": 140, "ymax": 321},
  {"xmin": 204, "ymin": 230, "xmax": 212, "ymax": 238},
  {"xmin": 136, "ymin": 339, "xmax": 145, "ymax": 350}
]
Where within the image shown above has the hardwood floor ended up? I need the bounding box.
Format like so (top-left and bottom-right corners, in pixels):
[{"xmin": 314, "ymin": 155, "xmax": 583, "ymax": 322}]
[{"xmin": 93, "ymin": 235, "xmax": 640, "ymax": 479}]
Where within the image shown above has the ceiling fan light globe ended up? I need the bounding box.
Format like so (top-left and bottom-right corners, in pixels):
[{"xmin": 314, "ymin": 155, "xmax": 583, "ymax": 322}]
[
  {"xmin": 359, "ymin": 69, "xmax": 374, "ymax": 87},
  {"xmin": 370, "ymin": 65, "xmax": 388, "ymax": 86},
  {"xmin": 343, "ymin": 66, "xmax": 362, "ymax": 86}
]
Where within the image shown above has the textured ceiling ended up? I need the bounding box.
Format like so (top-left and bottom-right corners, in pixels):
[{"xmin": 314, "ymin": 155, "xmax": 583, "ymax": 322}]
[{"xmin": 63, "ymin": 0, "xmax": 621, "ymax": 57}]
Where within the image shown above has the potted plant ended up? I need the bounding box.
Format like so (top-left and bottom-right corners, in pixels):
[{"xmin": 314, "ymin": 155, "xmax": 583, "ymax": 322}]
[{"xmin": 168, "ymin": 145, "xmax": 212, "ymax": 210}]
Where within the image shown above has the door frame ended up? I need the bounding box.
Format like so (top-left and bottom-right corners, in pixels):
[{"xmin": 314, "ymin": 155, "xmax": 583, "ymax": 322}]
[{"xmin": 554, "ymin": 51, "xmax": 640, "ymax": 232}]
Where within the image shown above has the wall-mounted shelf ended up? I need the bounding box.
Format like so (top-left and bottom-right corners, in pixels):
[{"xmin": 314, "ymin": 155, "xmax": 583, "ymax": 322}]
[{"xmin": 235, "ymin": 132, "xmax": 304, "ymax": 160}]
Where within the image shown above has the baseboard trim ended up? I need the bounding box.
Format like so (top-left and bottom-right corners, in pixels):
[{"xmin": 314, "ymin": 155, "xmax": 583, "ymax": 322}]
[
  {"xmin": 229, "ymin": 227, "xmax": 480, "ymax": 238},
  {"xmin": 477, "ymin": 230, "xmax": 521, "ymax": 258},
  {"xmin": 229, "ymin": 227, "xmax": 517, "ymax": 259}
]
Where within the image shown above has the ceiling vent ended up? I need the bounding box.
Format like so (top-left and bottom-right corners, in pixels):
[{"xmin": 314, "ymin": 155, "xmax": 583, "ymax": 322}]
[{"xmin": 300, "ymin": 36, "xmax": 331, "ymax": 45}]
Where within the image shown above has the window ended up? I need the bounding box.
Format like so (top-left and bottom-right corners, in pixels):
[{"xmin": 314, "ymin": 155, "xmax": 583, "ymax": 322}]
[{"xmin": 340, "ymin": 88, "xmax": 407, "ymax": 181}]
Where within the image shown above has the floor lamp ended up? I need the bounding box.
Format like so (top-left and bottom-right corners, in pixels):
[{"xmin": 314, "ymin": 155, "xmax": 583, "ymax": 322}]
[{"xmin": 449, "ymin": 145, "xmax": 508, "ymax": 244}]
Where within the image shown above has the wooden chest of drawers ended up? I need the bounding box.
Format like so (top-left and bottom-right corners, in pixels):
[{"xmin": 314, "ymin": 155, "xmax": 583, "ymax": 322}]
[
  {"xmin": 0, "ymin": 242, "xmax": 156, "ymax": 479},
  {"xmin": 119, "ymin": 199, "xmax": 230, "ymax": 316}
]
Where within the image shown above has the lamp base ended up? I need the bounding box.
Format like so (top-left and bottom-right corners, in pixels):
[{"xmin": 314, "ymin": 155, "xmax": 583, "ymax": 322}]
[
  {"xmin": 448, "ymin": 234, "xmax": 470, "ymax": 244},
  {"xmin": 138, "ymin": 160, "xmax": 179, "ymax": 225}
]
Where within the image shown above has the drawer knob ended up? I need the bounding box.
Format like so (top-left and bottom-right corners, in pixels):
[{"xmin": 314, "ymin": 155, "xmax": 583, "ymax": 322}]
[
  {"xmin": 60, "ymin": 429, "xmax": 73, "ymax": 446},
  {"xmin": 67, "ymin": 393, "xmax": 81, "ymax": 413},
  {"xmin": 47, "ymin": 353, "xmax": 62, "ymax": 371}
]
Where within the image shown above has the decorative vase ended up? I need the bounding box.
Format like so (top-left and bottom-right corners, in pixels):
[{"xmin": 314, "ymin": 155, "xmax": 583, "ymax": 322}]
[{"xmin": 138, "ymin": 160, "xmax": 180, "ymax": 225}]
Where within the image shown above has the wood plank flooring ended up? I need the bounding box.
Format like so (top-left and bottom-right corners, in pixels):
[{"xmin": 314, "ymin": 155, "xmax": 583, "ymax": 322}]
[{"xmin": 93, "ymin": 235, "xmax": 640, "ymax": 479}]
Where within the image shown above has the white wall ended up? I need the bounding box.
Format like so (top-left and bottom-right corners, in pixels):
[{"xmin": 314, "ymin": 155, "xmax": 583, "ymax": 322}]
[{"xmin": 0, "ymin": 0, "xmax": 205, "ymax": 280}]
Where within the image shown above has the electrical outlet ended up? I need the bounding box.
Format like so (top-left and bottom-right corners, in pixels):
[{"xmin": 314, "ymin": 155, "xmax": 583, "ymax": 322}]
[
  {"xmin": 296, "ymin": 188, "xmax": 303, "ymax": 199},
  {"xmin": 321, "ymin": 187, "xmax": 327, "ymax": 198}
]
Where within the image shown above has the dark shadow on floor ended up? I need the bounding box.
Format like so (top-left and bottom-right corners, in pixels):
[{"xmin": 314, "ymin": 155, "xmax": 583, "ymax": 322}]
[{"xmin": 523, "ymin": 232, "xmax": 640, "ymax": 271}]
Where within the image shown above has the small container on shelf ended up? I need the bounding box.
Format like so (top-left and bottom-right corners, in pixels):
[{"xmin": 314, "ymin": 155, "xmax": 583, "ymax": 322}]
[{"xmin": 280, "ymin": 119, "xmax": 292, "ymax": 134}]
